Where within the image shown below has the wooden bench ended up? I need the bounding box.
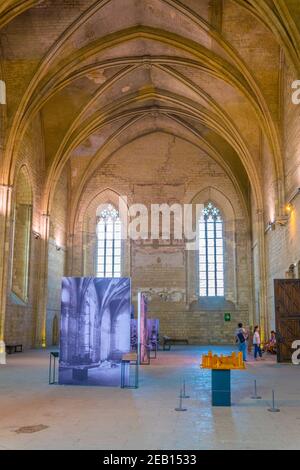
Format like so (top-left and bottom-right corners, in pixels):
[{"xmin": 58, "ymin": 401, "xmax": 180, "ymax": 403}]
[
  {"xmin": 162, "ymin": 336, "xmax": 189, "ymax": 351},
  {"xmin": 6, "ymin": 344, "xmax": 23, "ymax": 354}
]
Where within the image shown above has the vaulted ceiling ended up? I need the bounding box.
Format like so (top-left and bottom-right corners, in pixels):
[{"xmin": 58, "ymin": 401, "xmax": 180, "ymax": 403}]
[{"xmin": 1, "ymin": 0, "xmax": 300, "ymax": 216}]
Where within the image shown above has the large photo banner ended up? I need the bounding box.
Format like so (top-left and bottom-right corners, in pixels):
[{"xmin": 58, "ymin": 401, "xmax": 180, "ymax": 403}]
[
  {"xmin": 138, "ymin": 293, "xmax": 149, "ymax": 365},
  {"xmin": 130, "ymin": 319, "xmax": 138, "ymax": 352},
  {"xmin": 147, "ymin": 319, "xmax": 160, "ymax": 351},
  {"xmin": 59, "ymin": 277, "xmax": 131, "ymax": 386}
]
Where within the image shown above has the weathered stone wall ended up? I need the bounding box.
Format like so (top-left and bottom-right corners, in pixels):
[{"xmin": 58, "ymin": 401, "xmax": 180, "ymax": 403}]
[
  {"xmin": 46, "ymin": 165, "xmax": 69, "ymax": 346},
  {"xmin": 264, "ymin": 59, "xmax": 300, "ymax": 329},
  {"xmin": 4, "ymin": 116, "xmax": 45, "ymax": 348},
  {"xmin": 144, "ymin": 305, "xmax": 249, "ymax": 345},
  {"xmin": 3, "ymin": 116, "xmax": 69, "ymax": 349}
]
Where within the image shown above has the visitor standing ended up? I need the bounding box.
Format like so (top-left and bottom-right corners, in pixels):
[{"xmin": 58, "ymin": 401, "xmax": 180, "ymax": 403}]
[
  {"xmin": 235, "ymin": 322, "xmax": 248, "ymax": 362},
  {"xmin": 253, "ymin": 325, "xmax": 263, "ymax": 360}
]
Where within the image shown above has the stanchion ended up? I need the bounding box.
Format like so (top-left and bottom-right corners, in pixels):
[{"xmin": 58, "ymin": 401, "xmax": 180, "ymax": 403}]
[
  {"xmin": 268, "ymin": 390, "xmax": 280, "ymax": 412},
  {"xmin": 182, "ymin": 379, "xmax": 190, "ymax": 399},
  {"xmin": 251, "ymin": 380, "xmax": 262, "ymax": 399},
  {"xmin": 175, "ymin": 388, "xmax": 187, "ymax": 412}
]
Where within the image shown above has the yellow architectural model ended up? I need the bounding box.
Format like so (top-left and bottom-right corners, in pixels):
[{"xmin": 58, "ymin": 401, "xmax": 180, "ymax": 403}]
[{"xmin": 201, "ymin": 351, "xmax": 245, "ymax": 370}]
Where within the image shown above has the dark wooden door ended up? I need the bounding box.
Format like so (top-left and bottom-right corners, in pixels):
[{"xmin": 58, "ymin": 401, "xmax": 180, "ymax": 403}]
[{"xmin": 274, "ymin": 279, "xmax": 300, "ymax": 362}]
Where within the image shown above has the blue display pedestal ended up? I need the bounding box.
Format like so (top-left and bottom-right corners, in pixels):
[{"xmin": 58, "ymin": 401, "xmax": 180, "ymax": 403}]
[{"xmin": 211, "ymin": 369, "xmax": 231, "ymax": 406}]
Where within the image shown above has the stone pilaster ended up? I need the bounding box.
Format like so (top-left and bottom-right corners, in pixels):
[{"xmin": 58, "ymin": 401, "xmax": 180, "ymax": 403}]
[
  {"xmin": 0, "ymin": 184, "xmax": 13, "ymax": 342},
  {"xmin": 34, "ymin": 213, "xmax": 50, "ymax": 347}
]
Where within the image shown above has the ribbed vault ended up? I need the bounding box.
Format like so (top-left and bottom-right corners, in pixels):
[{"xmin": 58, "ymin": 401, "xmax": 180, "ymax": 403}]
[{"xmin": 1, "ymin": 0, "xmax": 300, "ymax": 215}]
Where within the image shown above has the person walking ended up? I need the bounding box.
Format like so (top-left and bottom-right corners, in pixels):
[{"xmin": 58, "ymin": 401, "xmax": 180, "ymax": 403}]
[
  {"xmin": 253, "ymin": 325, "xmax": 263, "ymax": 360},
  {"xmin": 235, "ymin": 322, "xmax": 248, "ymax": 362}
]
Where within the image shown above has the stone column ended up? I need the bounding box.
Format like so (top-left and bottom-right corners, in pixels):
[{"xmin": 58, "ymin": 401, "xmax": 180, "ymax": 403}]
[
  {"xmin": 66, "ymin": 233, "xmax": 74, "ymax": 276},
  {"xmin": 0, "ymin": 184, "xmax": 13, "ymax": 344},
  {"xmin": 257, "ymin": 209, "xmax": 269, "ymax": 341},
  {"xmin": 34, "ymin": 212, "xmax": 50, "ymax": 347}
]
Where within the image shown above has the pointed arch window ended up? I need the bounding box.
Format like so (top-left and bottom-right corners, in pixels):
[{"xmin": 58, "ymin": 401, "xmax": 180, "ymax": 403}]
[
  {"xmin": 11, "ymin": 167, "xmax": 32, "ymax": 303},
  {"xmin": 96, "ymin": 204, "xmax": 121, "ymax": 277},
  {"xmin": 199, "ymin": 202, "xmax": 224, "ymax": 297}
]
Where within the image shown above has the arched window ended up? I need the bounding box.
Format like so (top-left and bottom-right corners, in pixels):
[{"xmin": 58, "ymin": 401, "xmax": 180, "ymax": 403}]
[
  {"xmin": 96, "ymin": 204, "xmax": 121, "ymax": 277},
  {"xmin": 198, "ymin": 202, "xmax": 224, "ymax": 297},
  {"xmin": 11, "ymin": 167, "xmax": 32, "ymax": 302}
]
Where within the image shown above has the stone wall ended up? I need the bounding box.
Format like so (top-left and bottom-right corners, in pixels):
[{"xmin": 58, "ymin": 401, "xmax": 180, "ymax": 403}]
[
  {"xmin": 46, "ymin": 165, "xmax": 69, "ymax": 346},
  {"xmin": 4, "ymin": 116, "xmax": 45, "ymax": 348},
  {"xmin": 4, "ymin": 116, "xmax": 69, "ymax": 348},
  {"xmin": 146, "ymin": 304, "xmax": 249, "ymax": 345},
  {"xmin": 264, "ymin": 59, "xmax": 300, "ymax": 329}
]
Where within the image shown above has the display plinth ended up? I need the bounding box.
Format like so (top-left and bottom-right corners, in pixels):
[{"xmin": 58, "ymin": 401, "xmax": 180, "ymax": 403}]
[
  {"xmin": 121, "ymin": 352, "xmax": 138, "ymax": 389},
  {"xmin": 201, "ymin": 351, "xmax": 245, "ymax": 407},
  {"xmin": 211, "ymin": 369, "xmax": 231, "ymax": 406}
]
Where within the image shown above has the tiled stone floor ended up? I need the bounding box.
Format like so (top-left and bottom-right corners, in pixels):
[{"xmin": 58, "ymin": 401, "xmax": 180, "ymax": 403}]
[{"xmin": 0, "ymin": 346, "xmax": 300, "ymax": 450}]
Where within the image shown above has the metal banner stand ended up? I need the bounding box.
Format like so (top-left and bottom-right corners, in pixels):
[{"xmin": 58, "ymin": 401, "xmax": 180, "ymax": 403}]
[
  {"xmin": 49, "ymin": 351, "xmax": 59, "ymax": 385},
  {"xmin": 121, "ymin": 353, "xmax": 139, "ymax": 389}
]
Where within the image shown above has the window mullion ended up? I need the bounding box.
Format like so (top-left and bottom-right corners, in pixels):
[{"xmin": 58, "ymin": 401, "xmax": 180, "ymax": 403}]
[
  {"xmin": 221, "ymin": 220, "xmax": 224, "ymax": 296},
  {"xmin": 198, "ymin": 204, "xmax": 223, "ymax": 298},
  {"xmin": 111, "ymin": 220, "xmax": 115, "ymax": 277},
  {"xmin": 104, "ymin": 222, "xmax": 107, "ymax": 277},
  {"xmin": 96, "ymin": 224, "xmax": 98, "ymax": 276},
  {"xmin": 198, "ymin": 220, "xmax": 200, "ymax": 296},
  {"xmin": 97, "ymin": 206, "xmax": 122, "ymax": 278},
  {"xmin": 214, "ymin": 218, "xmax": 217, "ymax": 296},
  {"xmin": 205, "ymin": 218, "xmax": 208, "ymax": 296}
]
